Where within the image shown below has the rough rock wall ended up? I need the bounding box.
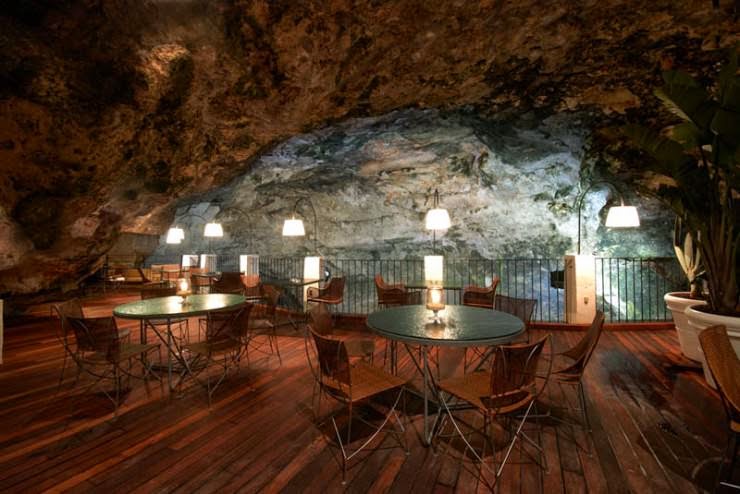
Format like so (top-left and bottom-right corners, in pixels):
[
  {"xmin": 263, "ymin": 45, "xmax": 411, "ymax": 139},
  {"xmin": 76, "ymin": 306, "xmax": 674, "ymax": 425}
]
[
  {"xmin": 0, "ymin": 0, "xmax": 737, "ymax": 295},
  {"xmin": 153, "ymin": 109, "xmax": 672, "ymax": 263}
]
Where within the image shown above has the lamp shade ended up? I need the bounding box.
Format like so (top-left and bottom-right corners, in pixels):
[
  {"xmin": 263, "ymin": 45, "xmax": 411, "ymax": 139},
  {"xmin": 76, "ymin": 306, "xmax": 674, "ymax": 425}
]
[
  {"xmin": 282, "ymin": 217, "xmax": 306, "ymax": 237},
  {"xmin": 605, "ymin": 206, "xmax": 640, "ymax": 228},
  {"xmin": 203, "ymin": 222, "xmax": 224, "ymax": 237},
  {"xmin": 425, "ymin": 208, "xmax": 451, "ymax": 230},
  {"xmin": 424, "ymin": 255, "xmax": 444, "ymax": 285},
  {"xmin": 166, "ymin": 227, "xmax": 184, "ymax": 244}
]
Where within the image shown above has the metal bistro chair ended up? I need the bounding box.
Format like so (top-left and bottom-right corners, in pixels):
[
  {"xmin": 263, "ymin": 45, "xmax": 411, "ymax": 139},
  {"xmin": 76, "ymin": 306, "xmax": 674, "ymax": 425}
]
[
  {"xmin": 548, "ymin": 311, "xmax": 605, "ymax": 433},
  {"xmin": 700, "ymin": 325, "xmax": 740, "ymax": 491},
  {"xmin": 464, "ymin": 294, "xmax": 537, "ymax": 372},
  {"xmin": 63, "ymin": 314, "xmax": 161, "ymax": 416},
  {"xmin": 246, "ymin": 285, "xmax": 283, "ymax": 365},
  {"xmin": 241, "ymin": 274, "xmax": 263, "ymax": 302},
  {"xmin": 182, "ymin": 303, "xmax": 253, "ymax": 406},
  {"xmin": 434, "ymin": 334, "xmax": 553, "ymax": 488},
  {"xmin": 462, "ymin": 276, "xmax": 500, "ymax": 309},
  {"xmin": 374, "ymin": 274, "xmax": 420, "ymax": 307},
  {"xmin": 211, "ymin": 272, "xmax": 245, "ymax": 294},
  {"xmin": 307, "ymin": 324, "xmax": 408, "ymax": 483},
  {"xmin": 307, "ymin": 276, "xmax": 345, "ymax": 310}
]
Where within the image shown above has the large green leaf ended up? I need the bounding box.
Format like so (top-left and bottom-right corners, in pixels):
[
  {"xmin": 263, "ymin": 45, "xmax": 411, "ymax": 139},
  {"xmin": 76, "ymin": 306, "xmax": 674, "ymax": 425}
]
[
  {"xmin": 669, "ymin": 122, "xmax": 701, "ymax": 149},
  {"xmin": 622, "ymin": 124, "xmax": 693, "ymax": 170},
  {"xmin": 711, "ymin": 108, "xmax": 740, "ymax": 150},
  {"xmin": 655, "ymin": 84, "xmax": 718, "ymax": 132}
]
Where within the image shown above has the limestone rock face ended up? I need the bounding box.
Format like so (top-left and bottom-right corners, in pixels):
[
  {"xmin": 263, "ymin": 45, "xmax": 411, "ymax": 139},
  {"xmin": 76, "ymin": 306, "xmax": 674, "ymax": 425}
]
[
  {"xmin": 0, "ymin": 0, "xmax": 736, "ymax": 295},
  {"xmin": 154, "ymin": 109, "xmax": 672, "ymax": 262}
]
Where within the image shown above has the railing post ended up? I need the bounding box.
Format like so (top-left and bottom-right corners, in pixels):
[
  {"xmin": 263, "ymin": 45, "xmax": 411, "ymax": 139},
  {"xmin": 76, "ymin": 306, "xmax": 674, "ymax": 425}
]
[{"xmin": 565, "ymin": 254, "xmax": 597, "ymax": 324}]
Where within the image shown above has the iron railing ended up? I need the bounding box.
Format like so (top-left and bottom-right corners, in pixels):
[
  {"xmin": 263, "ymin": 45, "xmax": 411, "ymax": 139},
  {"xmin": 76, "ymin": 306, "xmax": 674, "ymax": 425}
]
[{"xmin": 141, "ymin": 253, "xmax": 684, "ymax": 323}]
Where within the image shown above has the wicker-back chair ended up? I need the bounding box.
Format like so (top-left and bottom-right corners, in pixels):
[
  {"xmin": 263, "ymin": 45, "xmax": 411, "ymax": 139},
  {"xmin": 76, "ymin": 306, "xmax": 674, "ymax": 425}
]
[
  {"xmin": 308, "ymin": 325, "xmax": 408, "ymax": 482},
  {"xmin": 307, "ymin": 277, "xmax": 345, "ymax": 307},
  {"xmin": 182, "ymin": 303, "xmax": 253, "ymax": 406},
  {"xmin": 211, "ymin": 272, "xmax": 244, "ymax": 294},
  {"xmin": 308, "ymin": 303, "xmax": 374, "ymax": 360},
  {"xmin": 53, "ymin": 299, "xmax": 86, "ymax": 389},
  {"xmin": 699, "ymin": 325, "xmax": 740, "ymax": 491},
  {"xmin": 64, "ymin": 315, "xmax": 161, "ymax": 415},
  {"xmin": 435, "ymin": 334, "xmax": 552, "ymax": 486},
  {"xmin": 140, "ymin": 285, "xmax": 177, "ymax": 299},
  {"xmin": 549, "ymin": 311, "xmax": 605, "ymax": 440},
  {"xmin": 462, "ymin": 277, "xmax": 500, "ymax": 309},
  {"xmin": 246, "ymin": 285, "xmax": 283, "ymax": 364},
  {"xmin": 374, "ymin": 274, "xmax": 418, "ymax": 307}
]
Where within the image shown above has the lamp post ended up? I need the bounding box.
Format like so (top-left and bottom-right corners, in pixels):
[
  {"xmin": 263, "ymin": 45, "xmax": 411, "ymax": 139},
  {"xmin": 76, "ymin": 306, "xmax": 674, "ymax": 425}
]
[
  {"xmin": 425, "ymin": 188, "xmax": 451, "ymax": 253},
  {"xmin": 574, "ymin": 180, "xmax": 640, "ymax": 255},
  {"xmin": 282, "ymin": 196, "xmax": 319, "ymax": 254}
]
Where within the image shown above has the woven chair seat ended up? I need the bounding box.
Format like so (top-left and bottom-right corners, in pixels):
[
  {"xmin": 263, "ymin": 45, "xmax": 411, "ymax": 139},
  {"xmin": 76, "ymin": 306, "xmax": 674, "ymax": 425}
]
[
  {"xmin": 438, "ymin": 371, "xmax": 535, "ymax": 415},
  {"xmin": 322, "ymin": 361, "xmax": 405, "ymax": 402}
]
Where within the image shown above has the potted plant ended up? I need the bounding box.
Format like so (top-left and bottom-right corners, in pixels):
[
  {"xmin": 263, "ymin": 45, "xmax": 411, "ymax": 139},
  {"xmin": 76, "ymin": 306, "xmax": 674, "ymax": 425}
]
[
  {"xmin": 664, "ymin": 219, "xmax": 706, "ymax": 361},
  {"xmin": 623, "ymin": 48, "xmax": 739, "ymax": 384}
]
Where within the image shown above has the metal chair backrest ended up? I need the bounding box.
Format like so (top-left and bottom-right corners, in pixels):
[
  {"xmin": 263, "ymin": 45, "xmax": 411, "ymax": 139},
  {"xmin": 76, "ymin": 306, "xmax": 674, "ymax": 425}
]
[
  {"xmin": 700, "ymin": 325, "xmax": 740, "ymax": 423},
  {"xmin": 53, "ymin": 299, "xmax": 85, "ymax": 350},
  {"xmin": 323, "ymin": 277, "xmax": 346, "ymax": 304},
  {"xmin": 561, "ymin": 311, "xmax": 605, "ymax": 377},
  {"xmin": 308, "ymin": 302, "xmax": 333, "ymax": 335},
  {"xmin": 374, "ymin": 274, "xmax": 408, "ymax": 306},
  {"xmin": 67, "ymin": 316, "xmax": 121, "ymax": 362},
  {"xmin": 212, "ymin": 272, "xmax": 244, "ymax": 294},
  {"xmin": 309, "ymin": 325, "xmax": 351, "ymax": 398},
  {"xmin": 241, "ymin": 274, "xmax": 261, "ymax": 298},
  {"xmin": 140, "ymin": 286, "xmax": 177, "ymax": 299},
  {"xmin": 494, "ymin": 294, "xmax": 537, "ymax": 326},
  {"xmin": 486, "ymin": 334, "xmax": 551, "ymax": 411},
  {"xmin": 205, "ymin": 303, "xmax": 252, "ymax": 342},
  {"xmin": 462, "ymin": 277, "xmax": 501, "ymax": 309}
]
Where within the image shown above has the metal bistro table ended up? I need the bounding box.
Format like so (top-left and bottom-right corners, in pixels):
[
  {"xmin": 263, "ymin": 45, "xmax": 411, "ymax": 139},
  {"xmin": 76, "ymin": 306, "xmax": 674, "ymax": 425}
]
[
  {"xmin": 367, "ymin": 305, "xmax": 524, "ymax": 445},
  {"xmin": 113, "ymin": 293, "xmax": 246, "ymax": 391}
]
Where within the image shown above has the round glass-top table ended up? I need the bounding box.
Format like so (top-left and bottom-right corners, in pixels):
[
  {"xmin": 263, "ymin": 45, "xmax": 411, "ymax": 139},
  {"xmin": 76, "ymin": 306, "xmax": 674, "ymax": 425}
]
[
  {"xmin": 367, "ymin": 305, "xmax": 524, "ymax": 347},
  {"xmin": 113, "ymin": 293, "xmax": 246, "ymax": 320},
  {"xmin": 367, "ymin": 305, "xmax": 524, "ymax": 445},
  {"xmin": 114, "ymin": 294, "xmax": 246, "ymax": 390}
]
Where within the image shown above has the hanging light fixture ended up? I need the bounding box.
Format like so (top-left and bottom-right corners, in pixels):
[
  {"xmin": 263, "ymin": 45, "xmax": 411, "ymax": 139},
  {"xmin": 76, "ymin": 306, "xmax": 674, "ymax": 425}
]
[
  {"xmin": 605, "ymin": 203, "xmax": 640, "ymax": 228},
  {"xmin": 425, "ymin": 189, "xmax": 451, "ymax": 230},
  {"xmin": 166, "ymin": 227, "xmax": 185, "ymax": 244},
  {"xmin": 282, "ymin": 217, "xmax": 306, "ymax": 237},
  {"xmin": 203, "ymin": 222, "xmax": 224, "ymax": 238},
  {"xmin": 575, "ymin": 181, "xmax": 640, "ymax": 255}
]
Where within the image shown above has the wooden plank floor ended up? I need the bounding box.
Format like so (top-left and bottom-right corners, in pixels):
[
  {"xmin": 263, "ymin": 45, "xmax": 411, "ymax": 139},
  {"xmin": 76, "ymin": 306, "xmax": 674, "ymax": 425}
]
[{"xmin": 0, "ymin": 290, "xmax": 733, "ymax": 493}]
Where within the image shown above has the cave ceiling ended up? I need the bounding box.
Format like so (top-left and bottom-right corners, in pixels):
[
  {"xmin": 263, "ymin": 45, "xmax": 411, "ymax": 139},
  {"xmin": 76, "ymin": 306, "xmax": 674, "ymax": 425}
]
[{"xmin": 0, "ymin": 0, "xmax": 738, "ymax": 295}]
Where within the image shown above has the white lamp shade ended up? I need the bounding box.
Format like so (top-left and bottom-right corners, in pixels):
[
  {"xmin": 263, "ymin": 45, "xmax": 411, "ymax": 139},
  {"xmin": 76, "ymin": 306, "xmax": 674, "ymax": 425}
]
[
  {"xmin": 424, "ymin": 255, "xmax": 444, "ymax": 285},
  {"xmin": 166, "ymin": 227, "xmax": 184, "ymax": 244},
  {"xmin": 605, "ymin": 206, "xmax": 640, "ymax": 228},
  {"xmin": 425, "ymin": 208, "xmax": 451, "ymax": 230},
  {"xmin": 282, "ymin": 218, "xmax": 306, "ymax": 237},
  {"xmin": 203, "ymin": 222, "xmax": 224, "ymax": 237},
  {"xmin": 240, "ymin": 255, "xmax": 259, "ymax": 275}
]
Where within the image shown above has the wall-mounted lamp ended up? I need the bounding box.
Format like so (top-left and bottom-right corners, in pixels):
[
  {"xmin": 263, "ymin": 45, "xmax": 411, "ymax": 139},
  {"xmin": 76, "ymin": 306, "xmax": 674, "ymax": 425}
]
[
  {"xmin": 282, "ymin": 197, "xmax": 319, "ymax": 254},
  {"xmin": 425, "ymin": 188, "xmax": 450, "ymax": 252},
  {"xmin": 575, "ymin": 180, "xmax": 640, "ymax": 255}
]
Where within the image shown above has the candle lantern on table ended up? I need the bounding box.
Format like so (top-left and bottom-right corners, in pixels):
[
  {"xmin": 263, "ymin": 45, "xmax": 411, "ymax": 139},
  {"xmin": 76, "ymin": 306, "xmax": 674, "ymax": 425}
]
[
  {"xmin": 176, "ymin": 277, "xmax": 192, "ymax": 304},
  {"xmin": 426, "ymin": 286, "xmax": 445, "ymax": 324}
]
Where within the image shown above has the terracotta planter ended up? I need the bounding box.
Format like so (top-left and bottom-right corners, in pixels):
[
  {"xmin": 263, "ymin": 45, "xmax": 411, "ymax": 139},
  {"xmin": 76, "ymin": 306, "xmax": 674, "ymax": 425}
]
[
  {"xmin": 684, "ymin": 305, "xmax": 740, "ymax": 388},
  {"xmin": 664, "ymin": 292, "xmax": 707, "ymax": 361}
]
